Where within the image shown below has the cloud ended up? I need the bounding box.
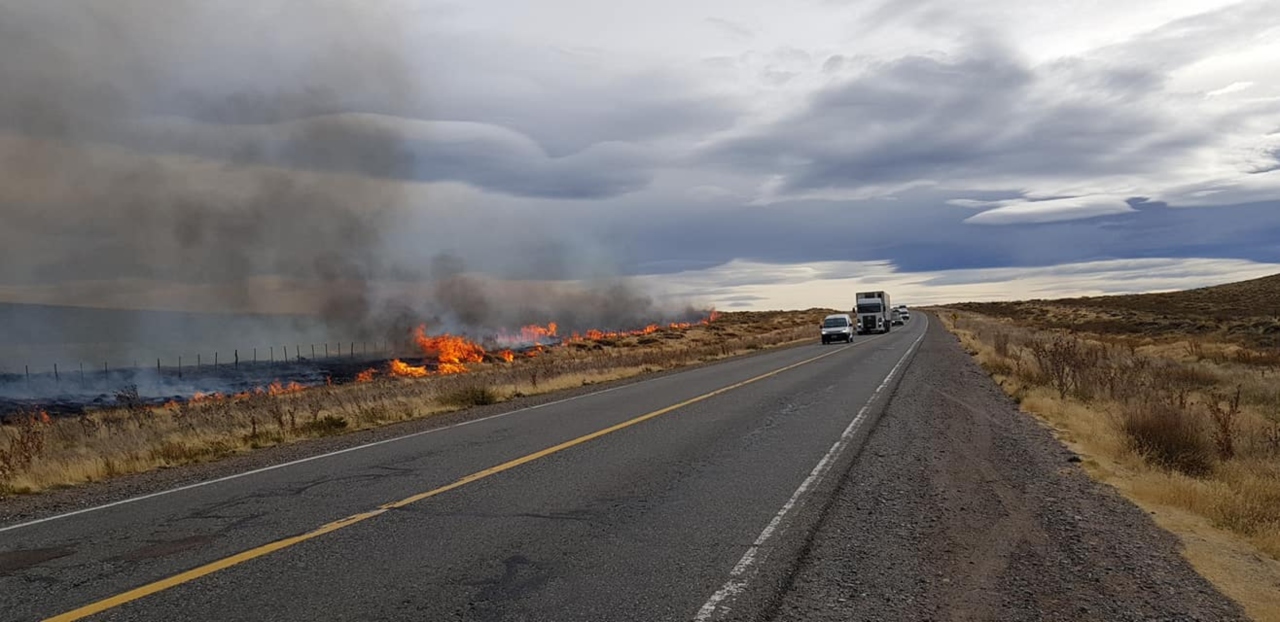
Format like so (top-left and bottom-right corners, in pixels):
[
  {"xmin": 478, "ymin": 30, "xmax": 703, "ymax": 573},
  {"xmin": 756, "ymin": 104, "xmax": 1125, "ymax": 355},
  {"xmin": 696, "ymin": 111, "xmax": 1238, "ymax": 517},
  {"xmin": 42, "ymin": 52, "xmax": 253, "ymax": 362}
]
[
  {"xmin": 644, "ymin": 256, "xmax": 1280, "ymax": 310},
  {"xmin": 0, "ymin": 1, "xmax": 734, "ymax": 200},
  {"xmin": 963, "ymin": 195, "xmax": 1137, "ymax": 225},
  {"xmin": 121, "ymin": 114, "xmax": 655, "ymax": 199},
  {"xmin": 706, "ymin": 17, "xmax": 755, "ymax": 41},
  {"xmin": 704, "ymin": 46, "xmax": 1207, "ymax": 199},
  {"xmin": 1206, "ymin": 81, "xmax": 1255, "ymax": 98}
]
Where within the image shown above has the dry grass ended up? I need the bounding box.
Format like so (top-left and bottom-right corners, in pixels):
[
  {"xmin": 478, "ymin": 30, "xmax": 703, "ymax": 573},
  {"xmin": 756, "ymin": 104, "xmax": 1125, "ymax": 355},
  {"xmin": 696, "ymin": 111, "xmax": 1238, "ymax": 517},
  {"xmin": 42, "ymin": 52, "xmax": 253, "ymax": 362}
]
[
  {"xmin": 0, "ymin": 310, "xmax": 828, "ymax": 496},
  {"xmin": 950, "ymin": 272, "xmax": 1280, "ymax": 351},
  {"xmin": 936, "ymin": 307, "xmax": 1280, "ymax": 620}
]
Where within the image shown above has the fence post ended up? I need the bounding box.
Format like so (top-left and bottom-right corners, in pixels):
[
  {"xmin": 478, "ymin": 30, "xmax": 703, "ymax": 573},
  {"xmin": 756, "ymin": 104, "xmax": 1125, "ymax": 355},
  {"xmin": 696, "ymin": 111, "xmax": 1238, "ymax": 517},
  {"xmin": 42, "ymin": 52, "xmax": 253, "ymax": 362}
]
[
  {"xmin": 178, "ymin": 356, "xmax": 182, "ymax": 380},
  {"xmin": 54, "ymin": 363, "xmax": 59, "ymax": 385},
  {"xmin": 157, "ymin": 358, "xmax": 161, "ymax": 374},
  {"xmin": 253, "ymin": 348, "xmax": 257, "ymax": 364},
  {"xmin": 215, "ymin": 351, "xmax": 219, "ymax": 368},
  {"xmin": 325, "ymin": 343, "xmax": 329, "ymax": 358},
  {"xmin": 270, "ymin": 346, "xmax": 274, "ymax": 363},
  {"xmin": 235, "ymin": 349, "xmax": 239, "ymax": 369},
  {"xmin": 197, "ymin": 353, "xmax": 201, "ymax": 370},
  {"xmin": 311, "ymin": 344, "xmax": 316, "ymax": 360},
  {"xmin": 25, "ymin": 365, "xmax": 29, "ymax": 385},
  {"xmin": 295, "ymin": 345, "xmax": 300, "ymax": 362}
]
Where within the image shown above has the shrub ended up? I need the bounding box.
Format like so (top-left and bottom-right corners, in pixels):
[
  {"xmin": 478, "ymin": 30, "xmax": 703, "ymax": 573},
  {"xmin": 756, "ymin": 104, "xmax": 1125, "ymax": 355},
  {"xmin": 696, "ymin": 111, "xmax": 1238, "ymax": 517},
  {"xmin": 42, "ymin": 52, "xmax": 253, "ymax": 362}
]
[
  {"xmin": 299, "ymin": 415, "xmax": 348, "ymax": 436},
  {"xmin": 1206, "ymin": 387, "xmax": 1241, "ymax": 460},
  {"xmin": 1120, "ymin": 400, "xmax": 1213, "ymax": 477},
  {"xmin": 441, "ymin": 386, "xmax": 499, "ymax": 407},
  {"xmin": 993, "ymin": 331, "xmax": 1012, "ymax": 358},
  {"xmin": 0, "ymin": 412, "xmax": 49, "ymax": 482}
]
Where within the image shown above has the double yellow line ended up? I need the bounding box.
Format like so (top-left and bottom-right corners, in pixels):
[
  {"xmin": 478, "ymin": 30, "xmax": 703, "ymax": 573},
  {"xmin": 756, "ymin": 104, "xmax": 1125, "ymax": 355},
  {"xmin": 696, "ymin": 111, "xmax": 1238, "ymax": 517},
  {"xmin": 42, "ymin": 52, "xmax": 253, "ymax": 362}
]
[{"xmin": 47, "ymin": 338, "xmax": 873, "ymax": 621}]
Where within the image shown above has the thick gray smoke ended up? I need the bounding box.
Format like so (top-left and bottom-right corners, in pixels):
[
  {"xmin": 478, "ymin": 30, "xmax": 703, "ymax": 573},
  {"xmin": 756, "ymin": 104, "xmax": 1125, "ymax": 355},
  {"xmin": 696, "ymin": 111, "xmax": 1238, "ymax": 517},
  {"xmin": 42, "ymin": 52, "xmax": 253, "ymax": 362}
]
[
  {"xmin": 421, "ymin": 252, "xmax": 704, "ymax": 335},
  {"xmin": 0, "ymin": 2, "xmax": 699, "ymax": 380},
  {"xmin": 0, "ymin": 3, "xmax": 411, "ymax": 338}
]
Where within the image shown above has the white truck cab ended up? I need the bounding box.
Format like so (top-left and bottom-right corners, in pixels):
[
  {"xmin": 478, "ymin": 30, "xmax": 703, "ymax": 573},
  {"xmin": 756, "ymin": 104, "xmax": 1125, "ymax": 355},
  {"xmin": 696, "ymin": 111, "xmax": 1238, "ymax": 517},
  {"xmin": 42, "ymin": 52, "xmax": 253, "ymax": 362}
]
[{"xmin": 855, "ymin": 291, "xmax": 892, "ymax": 334}]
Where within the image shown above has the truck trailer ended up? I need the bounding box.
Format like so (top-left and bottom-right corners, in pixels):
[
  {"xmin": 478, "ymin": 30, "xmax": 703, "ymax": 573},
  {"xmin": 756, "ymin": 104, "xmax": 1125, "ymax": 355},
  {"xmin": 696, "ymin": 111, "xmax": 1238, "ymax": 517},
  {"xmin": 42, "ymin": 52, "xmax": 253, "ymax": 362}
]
[{"xmin": 855, "ymin": 291, "xmax": 892, "ymax": 334}]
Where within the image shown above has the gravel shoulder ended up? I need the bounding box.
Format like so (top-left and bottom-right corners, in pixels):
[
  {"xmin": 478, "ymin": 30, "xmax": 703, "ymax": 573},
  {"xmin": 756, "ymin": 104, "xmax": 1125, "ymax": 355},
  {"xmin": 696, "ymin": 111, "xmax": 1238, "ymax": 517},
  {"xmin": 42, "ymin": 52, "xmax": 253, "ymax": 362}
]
[{"xmin": 769, "ymin": 315, "xmax": 1247, "ymax": 622}]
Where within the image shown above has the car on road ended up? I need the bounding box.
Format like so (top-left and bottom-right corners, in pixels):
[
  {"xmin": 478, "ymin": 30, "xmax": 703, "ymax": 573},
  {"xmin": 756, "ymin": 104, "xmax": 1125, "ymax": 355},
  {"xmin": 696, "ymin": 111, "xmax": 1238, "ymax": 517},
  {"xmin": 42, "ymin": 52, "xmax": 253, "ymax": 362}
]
[
  {"xmin": 820, "ymin": 313, "xmax": 855, "ymax": 344},
  {"xmin": 891, "ymin": 308, "xmax": 904, "ymax": 326}
]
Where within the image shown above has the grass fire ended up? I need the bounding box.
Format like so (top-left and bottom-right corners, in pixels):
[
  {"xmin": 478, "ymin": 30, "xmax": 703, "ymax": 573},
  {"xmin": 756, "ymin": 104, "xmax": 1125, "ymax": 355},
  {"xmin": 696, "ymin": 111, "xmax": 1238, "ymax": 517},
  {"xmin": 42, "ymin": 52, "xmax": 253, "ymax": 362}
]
[{"xmin": 0, "ymin": 310, "xmax": 829, "ymax": 495}]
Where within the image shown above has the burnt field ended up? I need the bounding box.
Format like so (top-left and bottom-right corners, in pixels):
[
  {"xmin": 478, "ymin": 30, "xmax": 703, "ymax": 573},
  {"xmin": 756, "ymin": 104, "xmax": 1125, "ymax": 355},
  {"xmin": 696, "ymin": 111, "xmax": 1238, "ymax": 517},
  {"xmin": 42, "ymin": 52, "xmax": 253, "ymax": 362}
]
[
  {"xmin": 0, "ymin": 302, "xmax": 407, "ymax": 417},
  {"xmin": 0, "ymin": 355, "xmax": 391, "ymax": 418},
  {"xmin": 0, "ymin": 301, "xmax": 733, "ymax": 417}
]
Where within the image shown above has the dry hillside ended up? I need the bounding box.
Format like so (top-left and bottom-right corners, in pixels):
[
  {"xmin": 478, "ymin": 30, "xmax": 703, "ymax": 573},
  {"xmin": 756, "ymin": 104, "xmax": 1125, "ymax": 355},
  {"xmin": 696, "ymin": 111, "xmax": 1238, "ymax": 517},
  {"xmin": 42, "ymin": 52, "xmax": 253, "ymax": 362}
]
[{"xmin": 951, "ymin": 273, "xmax": 1280, "ymax": 350}]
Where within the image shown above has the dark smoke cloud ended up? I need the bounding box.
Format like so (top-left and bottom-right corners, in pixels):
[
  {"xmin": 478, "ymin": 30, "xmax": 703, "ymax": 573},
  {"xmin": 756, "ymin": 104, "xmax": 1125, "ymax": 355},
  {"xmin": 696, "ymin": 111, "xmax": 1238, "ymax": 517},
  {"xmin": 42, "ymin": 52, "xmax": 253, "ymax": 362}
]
[
  {"xmin": 0, "ymin": 2, "xmax": 414, "ymax": 336},
  {"xmin": 0, "ymin": 1, "xmax": 699, "ymax": 375}
]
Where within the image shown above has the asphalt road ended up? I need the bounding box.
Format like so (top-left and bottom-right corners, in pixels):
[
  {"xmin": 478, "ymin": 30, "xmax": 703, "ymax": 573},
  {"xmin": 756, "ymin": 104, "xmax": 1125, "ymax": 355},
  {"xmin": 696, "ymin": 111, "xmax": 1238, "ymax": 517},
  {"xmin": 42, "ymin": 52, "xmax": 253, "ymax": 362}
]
[{"xmin": 0, "ymin": 319, "xmax": 926, "ymax": 621}]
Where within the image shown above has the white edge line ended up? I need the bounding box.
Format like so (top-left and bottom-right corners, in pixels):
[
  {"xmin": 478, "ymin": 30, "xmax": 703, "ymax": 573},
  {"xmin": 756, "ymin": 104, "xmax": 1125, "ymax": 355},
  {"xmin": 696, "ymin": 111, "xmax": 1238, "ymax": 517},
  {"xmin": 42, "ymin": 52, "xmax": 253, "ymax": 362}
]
[
  {"xmin": 693, "ymin": 316, "xmax": 928, "ymax": 621},
  {"xmin": 0, "ymin": 333, "xmax": 867, "ymax": 535}
]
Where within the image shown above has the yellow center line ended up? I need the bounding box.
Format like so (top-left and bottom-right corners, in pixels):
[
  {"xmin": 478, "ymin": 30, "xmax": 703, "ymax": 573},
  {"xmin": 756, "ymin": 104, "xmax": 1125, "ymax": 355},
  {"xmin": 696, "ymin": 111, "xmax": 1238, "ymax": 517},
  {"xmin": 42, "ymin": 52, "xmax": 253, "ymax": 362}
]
[{"xmin": 46, "ymin": 336, "xmax": 881, "ymax": 622}]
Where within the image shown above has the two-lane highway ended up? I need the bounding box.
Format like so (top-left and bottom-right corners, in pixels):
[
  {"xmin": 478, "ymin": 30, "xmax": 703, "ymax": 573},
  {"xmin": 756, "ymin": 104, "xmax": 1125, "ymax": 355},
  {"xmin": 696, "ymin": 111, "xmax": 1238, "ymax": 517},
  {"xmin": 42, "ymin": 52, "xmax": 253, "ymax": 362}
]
[{"xmin": 1, "ymin": 318, "xmax": 926, "ymax": 621}]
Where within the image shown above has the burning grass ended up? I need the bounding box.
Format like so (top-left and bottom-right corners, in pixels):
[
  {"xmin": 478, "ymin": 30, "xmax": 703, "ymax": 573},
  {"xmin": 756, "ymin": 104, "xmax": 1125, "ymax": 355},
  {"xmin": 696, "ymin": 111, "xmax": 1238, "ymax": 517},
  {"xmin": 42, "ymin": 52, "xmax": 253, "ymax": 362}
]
[
  {"xmin": 937, "ymin": 307, "xmax": 1280, "ymax": 619},
  {"xmin": 0, "ymin": 310, "xmax": 826, "ymax": 496}
]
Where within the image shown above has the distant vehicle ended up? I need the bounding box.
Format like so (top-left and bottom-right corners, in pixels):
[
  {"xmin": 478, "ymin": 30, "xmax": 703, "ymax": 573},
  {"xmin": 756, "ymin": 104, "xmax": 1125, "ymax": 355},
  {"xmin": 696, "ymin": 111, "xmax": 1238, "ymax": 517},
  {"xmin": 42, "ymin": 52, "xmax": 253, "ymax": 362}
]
[
  {"xmin": 820, "ymin": 313, "xmax": 854, "ymax": 344},
  {"xmin": 855, "ymin": 291, "xmax": 892, "ymax": 334},
  {"xmin": 891, "ymin": 308, "xmax": 904, "ymax": 326},
  {"xmin": 896, "ymin": 304, "xmax": 911, "ymax": 322}
]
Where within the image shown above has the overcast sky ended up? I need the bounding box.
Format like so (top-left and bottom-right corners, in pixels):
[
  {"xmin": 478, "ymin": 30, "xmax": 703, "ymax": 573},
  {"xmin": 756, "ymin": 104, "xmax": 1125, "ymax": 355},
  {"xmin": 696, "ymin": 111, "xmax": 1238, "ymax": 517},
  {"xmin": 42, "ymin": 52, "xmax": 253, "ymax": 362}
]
[{"xmin": 3, "ymin": 0, "xmax": 1280, "ymax": 311}]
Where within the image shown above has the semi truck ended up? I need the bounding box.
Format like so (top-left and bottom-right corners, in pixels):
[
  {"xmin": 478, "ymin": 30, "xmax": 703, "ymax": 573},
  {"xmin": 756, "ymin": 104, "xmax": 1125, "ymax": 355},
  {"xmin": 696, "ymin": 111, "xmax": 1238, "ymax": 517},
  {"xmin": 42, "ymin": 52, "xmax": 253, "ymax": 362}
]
[{"xmin": 855, "ymin": 291, "xmax": 892, "ymax": 334}]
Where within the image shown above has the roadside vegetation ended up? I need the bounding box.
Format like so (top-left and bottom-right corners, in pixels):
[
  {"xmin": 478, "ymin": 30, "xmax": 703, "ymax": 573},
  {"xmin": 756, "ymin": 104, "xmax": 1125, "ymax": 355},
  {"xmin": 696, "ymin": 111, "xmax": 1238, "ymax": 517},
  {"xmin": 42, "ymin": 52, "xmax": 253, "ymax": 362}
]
[
  {"xmin": 936, "ymin": 273, "xmax": 1280, "ymax": 619},
  {"xmin": 0, "ymin": 310, "xmax": 828, "ymax": 496}
]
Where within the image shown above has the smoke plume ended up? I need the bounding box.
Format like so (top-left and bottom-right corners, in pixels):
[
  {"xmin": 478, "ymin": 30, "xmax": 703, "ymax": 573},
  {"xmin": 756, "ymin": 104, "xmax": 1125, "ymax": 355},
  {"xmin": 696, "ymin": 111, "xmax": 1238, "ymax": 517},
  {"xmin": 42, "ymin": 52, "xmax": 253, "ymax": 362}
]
[{"xmin": 0, "ymin": 1, "xmax": 697, "ymax": 376}]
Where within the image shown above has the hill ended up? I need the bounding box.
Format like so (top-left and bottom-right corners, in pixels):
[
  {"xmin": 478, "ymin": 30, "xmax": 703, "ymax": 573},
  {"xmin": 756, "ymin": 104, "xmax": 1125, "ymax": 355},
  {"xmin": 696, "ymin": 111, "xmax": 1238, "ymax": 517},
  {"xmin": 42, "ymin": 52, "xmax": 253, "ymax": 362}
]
[{"xmin": 950, "ymin": 273, "xmax": 1280, "ymax": 349}]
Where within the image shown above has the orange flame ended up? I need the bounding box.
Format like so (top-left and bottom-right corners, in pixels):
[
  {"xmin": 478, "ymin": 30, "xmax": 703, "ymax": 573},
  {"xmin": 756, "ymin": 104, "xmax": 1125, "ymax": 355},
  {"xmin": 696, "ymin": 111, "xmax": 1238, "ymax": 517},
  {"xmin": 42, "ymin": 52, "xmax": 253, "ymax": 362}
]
[
  {"xmin": 389, "ymin": 358, "xmax": 430, "ymax": 378},
  {"xmin": 436, "ymin": 362, "xmax": 470, "ymax": 375},
  {"xmin": 266, "ymin": 381, "xmax": 306, "ymax": 396},
  {"xmin": 355, "ymin": 368, "xmax": 377, "ymax": 382},
  {"xmin": 519, "ymin": 322, "xmax": 558, "ymax": 341},
  {"xmin": 412, "ymin": 324, "xmax": 486, "ymax": 374},
  {"xmin": 499, "ymin": 350, "xmax": 515, "ymax": 363},
  {"xmin": 191, "ymin": 391, "xmax": 225, "ymax": 403}
]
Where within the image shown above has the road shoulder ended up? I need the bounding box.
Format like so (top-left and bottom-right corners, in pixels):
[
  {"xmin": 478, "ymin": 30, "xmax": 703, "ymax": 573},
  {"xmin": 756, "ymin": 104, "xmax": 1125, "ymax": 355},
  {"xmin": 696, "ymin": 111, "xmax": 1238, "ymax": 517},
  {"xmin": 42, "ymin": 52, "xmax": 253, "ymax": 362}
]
[{"xmin": 769, "ymin": 314, "xmax": 1247, "ymax": 621}]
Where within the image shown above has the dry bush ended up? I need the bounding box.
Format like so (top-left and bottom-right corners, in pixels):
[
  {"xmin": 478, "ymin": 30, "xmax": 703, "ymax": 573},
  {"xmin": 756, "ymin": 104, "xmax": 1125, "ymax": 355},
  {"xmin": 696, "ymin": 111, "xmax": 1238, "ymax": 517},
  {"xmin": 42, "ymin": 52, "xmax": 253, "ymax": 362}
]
[
  {"xmin": 1120, "ymin": 399, "xmax": 1214, "ymax": 477},
  {"xmin": 0, "ymin": 413, "xmax": 49, "ymax": 488},
  {"xmin": 993, "ymin": 330, "xmax": 1012, "ymax": 359},
  {"xmin": 441, "ymin": 386, "xmax": 500, "ymax": 408},
  {"xmin": 1205, "ymin": 387, "xmax": 1242, "ymax": 461},
  {"xmin": 299, "ymin": 415, "xmax": 348, "ymax": 436}
]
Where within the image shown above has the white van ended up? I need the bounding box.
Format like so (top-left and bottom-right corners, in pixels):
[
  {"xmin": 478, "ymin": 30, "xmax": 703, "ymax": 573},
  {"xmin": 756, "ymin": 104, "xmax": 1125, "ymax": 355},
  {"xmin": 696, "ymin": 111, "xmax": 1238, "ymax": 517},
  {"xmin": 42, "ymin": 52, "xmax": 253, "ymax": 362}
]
[{"xmin": 820, "ymin": 313, "xmax": 855, "ymax": 344}]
